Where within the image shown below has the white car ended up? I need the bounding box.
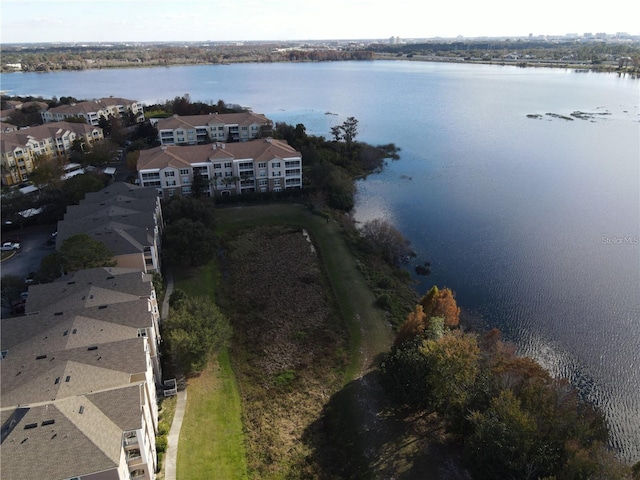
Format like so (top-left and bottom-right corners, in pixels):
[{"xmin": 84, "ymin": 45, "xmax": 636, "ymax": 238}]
[{"xmin": 1, "ymin": 242, "xmax": 21, "ymax": 251}]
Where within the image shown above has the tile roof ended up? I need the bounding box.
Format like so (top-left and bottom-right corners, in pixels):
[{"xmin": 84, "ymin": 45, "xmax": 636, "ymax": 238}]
[
  {"xmin": 138, "ymin": 137, "xmax": 301, "ymax": 171},
  {"xmin": 0, "ymin": 121, "xmax": 100, "ymax": 153},
  {"xmin": 156, "ymin": 111, "xmax": 269, "ymax": 131}
]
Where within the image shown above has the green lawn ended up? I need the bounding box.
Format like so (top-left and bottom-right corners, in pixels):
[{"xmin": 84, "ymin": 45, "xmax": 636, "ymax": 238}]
[{"xmin": 174, "ymin": 265, "xmax": 248, "ymax": 480}]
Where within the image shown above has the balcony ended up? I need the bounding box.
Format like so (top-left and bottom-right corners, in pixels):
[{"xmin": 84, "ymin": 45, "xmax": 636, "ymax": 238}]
[
  {"xmin": 123, "ymin": 431, "xmax": 139, "ymax": 447},
  {"xmin": 126, "ymin": 448, "xmax": 143, "ymax": 465}
]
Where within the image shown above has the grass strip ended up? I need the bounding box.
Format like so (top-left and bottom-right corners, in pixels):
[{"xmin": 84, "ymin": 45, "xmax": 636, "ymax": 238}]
[{"xmin": 174, "ymin": 265, "xmax": 248, "ymax": 480}]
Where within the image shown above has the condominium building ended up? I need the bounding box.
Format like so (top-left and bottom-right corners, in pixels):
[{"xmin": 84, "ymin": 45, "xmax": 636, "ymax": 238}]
[
  {"xmin": 0, "ymin": 267, "xmax": 161, "ymax": 480},
  {"xmin": 154, "ymin": 112, "xmax": 271, "ymax": 145},
  {"xmin": 137, "ymin": 138, "xmax": 302, "ymax": 199},
  {"xmin": 56, "ymin": 183, "xmax": 164, "ymax": 273},
  {"xmin": 0, "ymin": 121, "xmax": 104, "ymax": 186},
  {"xmin": 41, "ymin": 97, "xmax": 144, "ymax": 126}
]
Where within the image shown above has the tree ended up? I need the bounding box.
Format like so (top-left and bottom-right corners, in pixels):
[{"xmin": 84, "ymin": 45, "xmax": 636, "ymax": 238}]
[
  {"xmin": 466, "ymin": 389, "xmax": 545, "ymax": 480},
  {"xmin": 85, "ymin": 139, "xmax": 118, "ymax": 165},
  {"xmin": 326, "ymin": 167, "xmax": 356, "ymax": 211},
  {"xmin": 126, "ymin": 150, "xmax": 140, "ymax": 172},
  {"xmin": 379, "ymin": 336, "xmax": 433, "ymax": 409},
  {"xmin": 191, "ymin": 169, "xmax": 208, "ymax": 198},
  {"xmin": 419, "ymin": 286, "xmax": 460, "ymax": 328},
  {"xmin": 36, "ymin": 252, "xmax": 64, "ymax": 283},
  {"xmin": 330, "ymin": 125, "xmax": 342, "ymax": 142},
  {"xmin": 340, "ymin": 116, "xmax": 359, "ymax": 146},
  {"xmin": 58, "ymin": 234, "xmax": 116, "ymax": 272},
  {"xmin": 164, "ymin": 295, "xmax": 232, "ymax": 373},
  {"xmin": 162, "ymin": 218, "xmax": 217, "ymax": 267},
  {"xmin": 360, "ymin": 218, "xmax": 414, "ymax": 265},
  {"xmin": 61, "ymin": 173, "xmax": 105, "ymax": 205}
]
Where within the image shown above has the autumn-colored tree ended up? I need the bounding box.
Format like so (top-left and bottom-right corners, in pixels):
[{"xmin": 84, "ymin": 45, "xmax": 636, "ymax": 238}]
[
  {"xmin": 419, "ymin": 286, "xmax": 460, "ymax": 328},
  {"xmin": 394, "ymin": 304, "xmax": 427, "ymax": 347}
]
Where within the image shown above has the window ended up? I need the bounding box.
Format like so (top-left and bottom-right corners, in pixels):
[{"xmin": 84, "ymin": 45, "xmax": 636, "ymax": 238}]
[
  {"xmin": 166, "ymin": 180, "xmax": 176, "ymax": 186},
  {"xmin": 258, "ymin": 162, "xmax": 267, "ymax": 169},
  {"xmin": 272, "ymin": 162, "xmax": 281, "ymax": 168},
  {"xmin": 169, "ymin": 189, "xmax": 175, "ymax": 197},
  {"xmin": 241, "ymin": 126, "xmax": 248, "ymax": 130},
  {"xmin": 258, "ymin": 179, "xmax": 268, "ymax": 187},
  {"xmin": 137, "ymin": 328, "xmax": 147, "ymax": 337},
  {"xmin": 179, "ymin": 168, "xmax": 189, "ymax": 175},
  {"xmin": 213, "ymin": 163, "xmax": 222, "ymax": 169},
  {"xmin": 218, "ymin": 126, "xmax": 224, "ymax": 131},
  {"xmin": 272, "ymin": 171, "xmax": 281, "ymax": 177},
  {"xmin": 182, "ymin": 186, "xmax": 192, "ymax": 195},
  {"xmin": 273, "ymin": 179, "xmax": 281, "ymax": 186},
  {"xmin": 164, "ymin": 171, "xmax": 175, "ymax": 177},
  {"xmin": 1, "ymin": 350, "xmax": 8, "ymax": 360},
  {"xmin": 224, "ymin": 162, "xmax": 232, "ymax": 168}
]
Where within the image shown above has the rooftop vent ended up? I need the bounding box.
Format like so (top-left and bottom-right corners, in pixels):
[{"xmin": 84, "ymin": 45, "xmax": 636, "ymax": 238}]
[
  {"xmin": 41, "ymin": 419, "xmax": 55, "ymax": 426},
  {"xmin": 35, "ymin": 355, "xmax": 47, "ymax": 360},
  {"xmin": 24, "ymin": 423, "xmax": 37, "ymax": 430},
  {"xmin": 87, "ymin": 346, "xmax": 98, "ymax": 351}
]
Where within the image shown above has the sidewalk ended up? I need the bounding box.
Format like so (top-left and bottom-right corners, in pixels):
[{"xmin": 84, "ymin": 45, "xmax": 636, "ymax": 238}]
[{"xmin": 160, "ymin": 271, "xmax": 187, "ymax": 480}]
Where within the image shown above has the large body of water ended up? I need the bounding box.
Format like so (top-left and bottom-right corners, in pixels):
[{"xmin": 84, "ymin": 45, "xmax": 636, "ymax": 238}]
[{"xmin": 2, "ymin": 61, "xmax": 639, "ymax": 461}]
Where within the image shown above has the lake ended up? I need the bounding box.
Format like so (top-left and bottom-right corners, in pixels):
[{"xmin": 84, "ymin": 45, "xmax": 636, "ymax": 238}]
[{"xmin": 2, "ymin": 61, "xmax": 639, "ymax": 461}]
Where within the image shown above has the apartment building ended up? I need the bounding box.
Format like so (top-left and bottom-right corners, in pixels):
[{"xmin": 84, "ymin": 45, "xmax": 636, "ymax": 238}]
[
  {"xmin": 1, "ymin": 121, "xmax": 104, "ymax": 186},
  {"xmin": 41, "ymin": 97, "xmax": 144, "ymax": 126},
  {"xmin": 0, "ymin": 267, "xmax": 161, "ymax": 480},
  {"xmin": 137, "ymin": 138, "xmax": 302, "ymax": 199},
  {"xmin": 56, "ymin": 183, "xmax": 164, "ymax": 273},
  {"xmin": 154, "ymin": 112, "xmax": 271, "ymax": 145}
]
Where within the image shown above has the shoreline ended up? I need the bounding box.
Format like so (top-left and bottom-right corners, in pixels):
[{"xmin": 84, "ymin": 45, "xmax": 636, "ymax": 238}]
[{"xmin": 2, "ymin": 54, "xmax": 638, "ymax": 77}]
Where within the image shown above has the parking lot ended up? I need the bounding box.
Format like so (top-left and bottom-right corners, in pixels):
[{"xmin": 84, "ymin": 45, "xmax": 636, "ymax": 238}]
[{"xmin": 1, "ymin": 223, "xmax": 57, "ymax": 315}]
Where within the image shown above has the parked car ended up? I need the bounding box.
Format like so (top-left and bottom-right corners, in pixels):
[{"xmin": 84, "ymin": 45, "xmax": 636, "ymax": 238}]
[{"xmin": 1, "ymin": 242, "xmax": 21, "ymax": 251}]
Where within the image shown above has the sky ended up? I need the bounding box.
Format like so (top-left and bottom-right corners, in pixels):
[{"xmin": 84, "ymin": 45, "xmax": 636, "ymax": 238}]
[{"xmin": 1, "ymin": 0, "xmax": 638, "ymax": 44}]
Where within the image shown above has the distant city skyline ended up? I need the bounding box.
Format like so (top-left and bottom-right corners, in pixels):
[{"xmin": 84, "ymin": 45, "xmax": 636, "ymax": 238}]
[{"xmin": 1, "ymin": 0, "xmax": 638, "ymax": 44}]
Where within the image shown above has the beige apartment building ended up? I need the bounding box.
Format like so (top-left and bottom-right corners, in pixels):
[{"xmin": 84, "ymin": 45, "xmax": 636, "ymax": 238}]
[
  {"xmin": 41, "ymin": 97, "xmax": 144, "ymax": 126},
  {"xmin": 0, "ymin": 267, "xmax": 162, "ymax": 480},
  {"xmin": 153, "ymin": 112, "xmax": 271, "ymax": 145},
  {"xmin": 0, "ymin": 121, "xmax": 104, "ymax": 186},
  {"xmin": 137, "ymin": 137, "xmax": 302, "ymax": 199}
]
